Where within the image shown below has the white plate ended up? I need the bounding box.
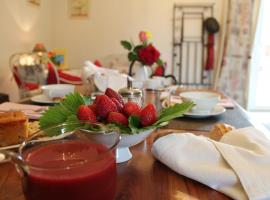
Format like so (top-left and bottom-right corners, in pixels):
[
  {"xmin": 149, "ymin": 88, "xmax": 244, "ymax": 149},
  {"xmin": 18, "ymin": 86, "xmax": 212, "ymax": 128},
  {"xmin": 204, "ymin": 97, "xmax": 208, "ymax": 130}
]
[
  {"xmin": 31, "ymin": 94, "xmax": 56, "ymax": 104},
  {"xmin": 184, "ymin": 105, "xmax": 226, "ymax": 119}
]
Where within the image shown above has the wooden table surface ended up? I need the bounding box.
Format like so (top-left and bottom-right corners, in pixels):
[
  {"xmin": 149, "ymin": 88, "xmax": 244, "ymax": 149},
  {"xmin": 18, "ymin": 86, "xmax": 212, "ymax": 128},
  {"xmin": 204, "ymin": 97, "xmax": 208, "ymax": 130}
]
[{"xmin": 0, "ymin": 129, "xmax": 232, "ymax": 200}]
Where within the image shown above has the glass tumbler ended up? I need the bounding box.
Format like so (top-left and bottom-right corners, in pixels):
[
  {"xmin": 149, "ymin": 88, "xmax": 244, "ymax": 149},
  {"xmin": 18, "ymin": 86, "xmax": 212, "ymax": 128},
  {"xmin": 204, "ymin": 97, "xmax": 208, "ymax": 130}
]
[{"xmin": 1, "ymin": 122, "xmax": 120, "ymax": 200}]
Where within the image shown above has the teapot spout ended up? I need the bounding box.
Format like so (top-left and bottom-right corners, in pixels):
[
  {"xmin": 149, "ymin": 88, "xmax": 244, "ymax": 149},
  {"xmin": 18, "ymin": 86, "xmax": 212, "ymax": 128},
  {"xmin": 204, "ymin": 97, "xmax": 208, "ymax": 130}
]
[{"xmin": 0, "ymin": 150, "xmax": 28, "ymax": 174}]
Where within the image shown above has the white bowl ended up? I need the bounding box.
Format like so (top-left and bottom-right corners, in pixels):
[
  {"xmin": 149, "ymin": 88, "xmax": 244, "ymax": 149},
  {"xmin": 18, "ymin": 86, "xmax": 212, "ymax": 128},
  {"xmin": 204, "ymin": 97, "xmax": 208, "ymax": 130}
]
[
  {"xmin": 42, "ymin": 84, "xmax": 75, "ymax": 99},
  {"xmin": 116, "ymin": 129, "xmax": 153, "ymax": 163},
  {"xmin": 180, "ymin": 91, "xmax": 220, "ymax": 113}
]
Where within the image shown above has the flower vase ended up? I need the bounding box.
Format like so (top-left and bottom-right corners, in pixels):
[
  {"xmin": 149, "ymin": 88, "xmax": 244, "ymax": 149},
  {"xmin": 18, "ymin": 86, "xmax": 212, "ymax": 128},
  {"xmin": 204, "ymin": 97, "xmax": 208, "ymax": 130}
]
[{"xmin": 134, "ymin": 65, "xmax": 152, "ymax": 83}]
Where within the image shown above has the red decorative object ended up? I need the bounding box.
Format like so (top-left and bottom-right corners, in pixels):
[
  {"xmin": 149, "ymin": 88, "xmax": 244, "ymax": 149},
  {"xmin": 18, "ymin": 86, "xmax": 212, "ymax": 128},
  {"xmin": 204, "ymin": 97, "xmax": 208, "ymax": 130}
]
[
  {"xmin": 47, "ymin": 62, "xmax": 82, "ymax": 85},
  {"xmin": 205, "ymin": 34, "xmax": 214, "ymax": 70},
  {"xmin": 138, "ymin": 44, "xmax": 160, "ymax": 66},
  {"xmin": 12, "ymin": 66, "xmax": 39, "ymax": 91},
  {"xmin": 153, "ymin": 65, "xmax": 165, "ymax": 76},
  {"xmin": 94, "ymin": 60, "xmax": 102, "ymax": 67}
]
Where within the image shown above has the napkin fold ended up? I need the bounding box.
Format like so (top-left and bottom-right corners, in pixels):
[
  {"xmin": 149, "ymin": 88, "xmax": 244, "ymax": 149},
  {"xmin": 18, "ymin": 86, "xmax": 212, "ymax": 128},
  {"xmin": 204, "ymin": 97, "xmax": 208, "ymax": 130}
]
[
  {"xmin": 82, "ymin": 60, "xmax": 128, "ymax": 91},
  {"xmin": 0, "ymin": 102, "xmax": 47, "ymax": 119},
  {"xmin": 152, "ymin": 127, "xmax": 270, "ymax": 200}
]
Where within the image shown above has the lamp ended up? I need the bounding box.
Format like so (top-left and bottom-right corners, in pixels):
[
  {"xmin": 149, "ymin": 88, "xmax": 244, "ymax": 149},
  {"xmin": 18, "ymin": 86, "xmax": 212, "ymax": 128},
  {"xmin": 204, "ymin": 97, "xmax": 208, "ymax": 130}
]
[{"xmin": 32, "ymin": 43, "xmax": 47, "ymax": 54}]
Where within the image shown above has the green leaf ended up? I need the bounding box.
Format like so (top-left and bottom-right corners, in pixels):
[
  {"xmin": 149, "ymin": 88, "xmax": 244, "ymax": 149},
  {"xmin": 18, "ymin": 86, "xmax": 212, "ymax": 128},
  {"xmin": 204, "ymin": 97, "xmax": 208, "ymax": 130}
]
[
  {"xmin": 39, "ymin": 105, "xmax": 72, "ymax": 130},
  {"xmin": 60, "ymin": 92, "xmax": 85, "ymax": 113},
  {"xmin": 128, "ymin": 52, "xmax": 137, "ymax": 61},
  {"xmin": 39, "ymin": 92, "xmax": 85, "ymax": 131},
  {"xmin": 82, "ymin": 95, "xmax": 92, "ymax": 105},
  {"xmin": 121, "ymin": 40, "xmax": 132, "ymax": 50},
  {"xmin": 106, "ymin": 123, "xmax": 131, "ymax": 134},
  {"xmin": 133, "ymin": 45, "xmax": 143, "ymax": 53},
  {"xmin": 156, "ymin": 58, "xmax": 163, "ymax": 66},
  {"xmin": 128, "ymin": 116, "xmax": 140, "ymax": 133},
  {"xmin": 155, "ymin": 101, "xmax": 195, "ymax": 125}
]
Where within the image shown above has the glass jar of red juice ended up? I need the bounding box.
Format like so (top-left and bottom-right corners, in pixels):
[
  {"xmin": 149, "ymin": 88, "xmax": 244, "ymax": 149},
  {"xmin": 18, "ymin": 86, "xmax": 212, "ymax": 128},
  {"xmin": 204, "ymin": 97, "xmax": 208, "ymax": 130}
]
[{"xmin": 1, "ymin": 122, "xmax": 120, "ymax": 200}]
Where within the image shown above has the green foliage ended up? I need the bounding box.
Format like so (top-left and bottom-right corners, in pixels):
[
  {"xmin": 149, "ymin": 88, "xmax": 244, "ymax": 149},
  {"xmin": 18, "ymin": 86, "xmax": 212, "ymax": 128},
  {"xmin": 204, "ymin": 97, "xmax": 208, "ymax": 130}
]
[
  {"xmin": 128, "ymin": 52, "xmax": 137, "ymax": 62},
  {"xmin": 133, "ymin": 45, "xmax": 143, "ymax": 53},
  {"xmin": 121, "ymin": 40, "xmax": 132, "ymax": 50},
  {"xmin": 156, "ymin": 58, "xmax": 163, "ymax": 66},
  {"xmin": 128, "ymin": 116, "xmax": 140, "ymax": 133},
  {"xmin": 155, "ymin": 101, "xmax": 195, "ymax": 125},
  {"xmin": 39, "ymin": 92, "xmax": 85, "ymax": 131}
]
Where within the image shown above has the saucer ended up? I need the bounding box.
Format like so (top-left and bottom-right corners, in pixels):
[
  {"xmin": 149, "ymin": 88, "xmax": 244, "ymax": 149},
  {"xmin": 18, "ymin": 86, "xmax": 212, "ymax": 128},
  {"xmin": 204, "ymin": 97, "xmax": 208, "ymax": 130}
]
[
  {"xmin": 184, "ymin": 105, "xmax": 226, "ymax": 119},
  {"xmin": 31, "ymin": 94, "xmax": 56, "ymax": 104}
]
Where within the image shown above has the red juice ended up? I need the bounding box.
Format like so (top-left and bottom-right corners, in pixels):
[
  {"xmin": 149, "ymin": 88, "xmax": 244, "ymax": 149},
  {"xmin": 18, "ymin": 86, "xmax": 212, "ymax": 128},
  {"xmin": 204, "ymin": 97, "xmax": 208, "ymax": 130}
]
[{"xmin": 22, "ymin": 140, "xmax": 116, "ymax": 200}]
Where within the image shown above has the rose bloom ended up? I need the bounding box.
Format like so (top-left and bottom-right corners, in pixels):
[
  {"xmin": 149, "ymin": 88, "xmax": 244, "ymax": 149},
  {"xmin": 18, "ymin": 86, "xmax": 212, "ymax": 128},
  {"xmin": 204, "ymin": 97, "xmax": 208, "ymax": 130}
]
[
  {"xmin": 138, "ymin": 44, "xmax": 160, "ymax": 66},
  {"xmin": 139, "ymin": 31, "xmax": 152, "ymax": 43}
]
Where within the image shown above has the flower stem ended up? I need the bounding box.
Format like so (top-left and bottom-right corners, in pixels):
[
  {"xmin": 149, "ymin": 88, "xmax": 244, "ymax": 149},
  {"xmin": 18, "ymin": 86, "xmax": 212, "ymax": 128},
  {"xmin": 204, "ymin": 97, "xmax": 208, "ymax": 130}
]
[{"xmin": 128, "ymin": 60, "xmax": 136, "ymax": 76}]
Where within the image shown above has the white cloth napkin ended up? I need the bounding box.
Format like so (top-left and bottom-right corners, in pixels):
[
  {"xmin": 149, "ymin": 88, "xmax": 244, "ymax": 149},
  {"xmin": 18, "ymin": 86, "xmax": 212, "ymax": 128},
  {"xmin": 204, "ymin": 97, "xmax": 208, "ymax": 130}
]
[
  {"xmin": 152, "ymin": 127, "xmax": 270, "ymax": 200},
  {"xmin": 82, "ymin": 60, "xmax": 128, "ymax": 91},
  {"xmin": 0, "ymin": 102, "xmax": 47, "ymax": 119}
]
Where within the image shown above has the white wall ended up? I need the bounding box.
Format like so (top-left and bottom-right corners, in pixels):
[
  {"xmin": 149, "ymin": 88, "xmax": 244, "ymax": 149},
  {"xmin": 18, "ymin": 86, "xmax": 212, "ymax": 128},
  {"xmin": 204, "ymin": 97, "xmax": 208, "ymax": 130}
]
[
  {"xmin": 52, "ymin": 0, "xmax": 225, "ymax": 73},
  {"xmin": 0, "ymin": 0, "xmax": 225, "ymax": 101},
  {"xmin": 0, "ymin": 0, "xmax": 52, "ymax": 101}
]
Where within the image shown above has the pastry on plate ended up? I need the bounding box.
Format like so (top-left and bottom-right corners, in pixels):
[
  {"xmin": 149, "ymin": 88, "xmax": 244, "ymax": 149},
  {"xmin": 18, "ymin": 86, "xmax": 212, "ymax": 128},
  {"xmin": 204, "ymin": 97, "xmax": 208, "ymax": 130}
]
[{"xmin": 0, "ymin": 112, "xmax": 29, "ymax": 146}]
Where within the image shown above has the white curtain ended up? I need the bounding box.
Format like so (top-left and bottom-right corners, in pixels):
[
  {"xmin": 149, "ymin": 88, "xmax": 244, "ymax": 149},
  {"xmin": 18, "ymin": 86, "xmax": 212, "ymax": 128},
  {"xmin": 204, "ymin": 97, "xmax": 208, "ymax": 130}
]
[{"xmin": 214, "ymin": 0, "xmax": 255, "ymax": 107}]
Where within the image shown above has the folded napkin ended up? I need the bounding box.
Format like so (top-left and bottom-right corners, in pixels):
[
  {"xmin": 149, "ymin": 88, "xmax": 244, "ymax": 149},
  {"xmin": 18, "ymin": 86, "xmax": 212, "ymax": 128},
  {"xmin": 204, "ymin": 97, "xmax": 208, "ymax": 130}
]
[
  {"xmin": 82, "ymin": 60, "xmax": 128, "ymax": 91},
  {"xmin": 0, "ymin": 102, "xmax": 47, "ymax": 119},
  {"xmin": 218, "ymin": 98, "xmax": 235, "ymax": 109},
  {"xmin": 152, "ymin": 127, "xmax": 270, "ymax": 200}
]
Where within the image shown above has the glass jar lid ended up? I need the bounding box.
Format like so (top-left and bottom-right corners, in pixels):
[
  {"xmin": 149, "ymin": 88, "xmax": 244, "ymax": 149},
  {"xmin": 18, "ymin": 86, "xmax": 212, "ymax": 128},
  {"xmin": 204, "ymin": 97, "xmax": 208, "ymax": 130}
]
[{"xmin": 118, "ymin": 87, "xmax": 142, "ymax": 98}]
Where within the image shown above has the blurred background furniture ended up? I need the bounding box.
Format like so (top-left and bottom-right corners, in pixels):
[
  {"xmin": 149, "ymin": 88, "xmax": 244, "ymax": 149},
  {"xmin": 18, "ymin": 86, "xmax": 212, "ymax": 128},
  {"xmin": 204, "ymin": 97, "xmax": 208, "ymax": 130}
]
[
  {"xmin": 9, "ymin": 44, "xmax": 82, "ymax": 99},
  {"xmin": 172, "ymin": 3, "xmax": 215, "ymax": 87}
]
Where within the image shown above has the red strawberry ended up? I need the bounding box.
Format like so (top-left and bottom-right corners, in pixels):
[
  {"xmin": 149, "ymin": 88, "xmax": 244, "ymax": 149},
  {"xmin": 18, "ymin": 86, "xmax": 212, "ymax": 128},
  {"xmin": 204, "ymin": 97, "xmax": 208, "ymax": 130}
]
[
  {"xmin": 111, "ymin": 98, "xmax": 123, "ymax": 112},
  {"xmin": 140, "ymin": 104, "xmax": 157, "ymax": 127},
  {"xmin": 94, "ymin": 95, "xmax": 102, "ymax": 104},
  {"xmin": 105, "ymin": 88, "xmax": 124, "ymax": 106},
  {"xmin": 123, "ymin": 102, "xmax": 141, "ymax": 117},
  {"xmin": 77, "ymin": 105, "xmax": 97, "ymax": 122},
  {"xmin": 107, "ymin": 112, "xmax": 128, "ymax": 126},
  {"xmin": 95, "ymin": 95, "xmax": 118, "ymax": 119},
  {"xmin": 88, "ymin": 104, "xmax": 96, "ymax": 113}
]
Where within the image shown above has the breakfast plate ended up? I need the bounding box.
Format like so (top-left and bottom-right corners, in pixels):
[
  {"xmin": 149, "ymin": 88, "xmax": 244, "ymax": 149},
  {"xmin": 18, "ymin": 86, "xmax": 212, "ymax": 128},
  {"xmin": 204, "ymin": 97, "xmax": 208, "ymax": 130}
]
[
  {"xmin": 31, "ymin": 94, "xmax": 57, "ymax": 104},
  {"xmin": 184, "ymin": 105, "xmax": 226, "ymax": 119}
]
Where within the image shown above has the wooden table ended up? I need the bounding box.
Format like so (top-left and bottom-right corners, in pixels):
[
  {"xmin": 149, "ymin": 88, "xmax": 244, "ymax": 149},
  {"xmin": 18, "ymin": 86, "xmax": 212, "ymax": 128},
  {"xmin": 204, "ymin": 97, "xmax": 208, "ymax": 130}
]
[
  {"xmin": 1, "ymin": 88, "xmax": 250, "ymax": 200},
  {"xmin": 0, "ymin": 129, "xmax": 232, "ymax": 200}
]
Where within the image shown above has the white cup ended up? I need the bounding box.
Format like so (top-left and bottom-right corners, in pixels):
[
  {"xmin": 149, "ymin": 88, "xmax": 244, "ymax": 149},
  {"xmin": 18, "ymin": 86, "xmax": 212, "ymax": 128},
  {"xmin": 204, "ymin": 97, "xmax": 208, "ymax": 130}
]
[
  {"xmin": 42, "ymin": 84, "xmax": 75, "ymax": 99},
  {"xmin": 180, "ymin": 91, "xmax": 220, "ymax": 113},
  {"xmin": 144, "ymin": 78, "xmax": 163, "ymax": 90}
]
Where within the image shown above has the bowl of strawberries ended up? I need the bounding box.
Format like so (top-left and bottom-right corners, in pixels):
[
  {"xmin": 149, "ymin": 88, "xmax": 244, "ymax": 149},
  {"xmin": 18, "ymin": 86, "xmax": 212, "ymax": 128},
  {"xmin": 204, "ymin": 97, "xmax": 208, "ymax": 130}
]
[{"xmin": 39, "ymin": 88, "xmax": 194, "ymax": 163}]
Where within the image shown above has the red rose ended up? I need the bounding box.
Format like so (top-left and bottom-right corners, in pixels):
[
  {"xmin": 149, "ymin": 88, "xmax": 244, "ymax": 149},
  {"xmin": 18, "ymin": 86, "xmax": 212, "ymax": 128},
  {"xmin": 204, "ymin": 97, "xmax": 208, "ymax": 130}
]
[{"xmin": 138, "ymin": 44, "xmax": 160, "ymax": 66}]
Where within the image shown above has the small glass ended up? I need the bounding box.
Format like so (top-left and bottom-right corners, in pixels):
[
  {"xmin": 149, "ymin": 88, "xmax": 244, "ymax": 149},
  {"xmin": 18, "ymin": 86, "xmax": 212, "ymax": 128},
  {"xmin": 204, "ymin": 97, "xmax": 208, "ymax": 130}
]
[
  {"xmin": 1, "ymin": 122, "xmax": 120, "ymax": 200},
  {"xmin": 143, "ymin": 88, "xmax": 165, "ymax": 111},
  {"xmin": 118, "ymin": 87, "xmax": 143, "ymax": 106}
]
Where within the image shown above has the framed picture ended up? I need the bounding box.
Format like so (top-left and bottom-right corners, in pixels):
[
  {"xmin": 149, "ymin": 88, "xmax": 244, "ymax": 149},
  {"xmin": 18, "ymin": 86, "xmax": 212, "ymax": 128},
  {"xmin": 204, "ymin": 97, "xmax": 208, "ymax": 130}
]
[
  {"xmin": 68, "ymin": 0, "xmax": 90, "ymax": 18},
  {"xmin": 28, "ymin": 0, "xmax": 40, "ymax": 6},
  {"xmin": 49, "ymin": 49, "xmax": 68, "ymax": 70}
]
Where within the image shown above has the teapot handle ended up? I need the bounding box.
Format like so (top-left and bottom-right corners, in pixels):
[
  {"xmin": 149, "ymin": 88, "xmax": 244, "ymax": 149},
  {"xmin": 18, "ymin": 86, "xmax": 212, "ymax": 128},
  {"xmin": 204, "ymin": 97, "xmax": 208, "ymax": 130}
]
[{"xmin": 164, "ymin": 75, "xmax": 177, "ymax": 85}]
